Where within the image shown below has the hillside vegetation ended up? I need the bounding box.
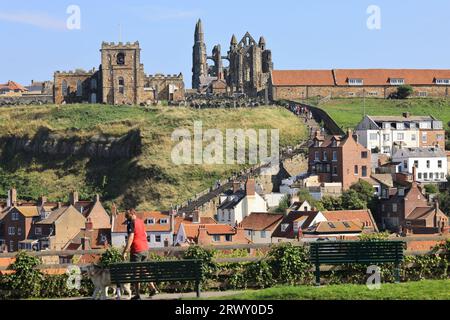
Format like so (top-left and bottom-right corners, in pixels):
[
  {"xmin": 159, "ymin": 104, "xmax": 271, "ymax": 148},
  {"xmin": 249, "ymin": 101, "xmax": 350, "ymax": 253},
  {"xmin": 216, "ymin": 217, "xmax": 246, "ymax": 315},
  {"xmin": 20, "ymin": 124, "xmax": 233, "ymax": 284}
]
[
  {"xmin": 315, "ymin": 98, "xmax": 450, "ymax": 130},
  {"xmin": 0, "ymin": 104, "xmax": 306, "ymax": 210}
]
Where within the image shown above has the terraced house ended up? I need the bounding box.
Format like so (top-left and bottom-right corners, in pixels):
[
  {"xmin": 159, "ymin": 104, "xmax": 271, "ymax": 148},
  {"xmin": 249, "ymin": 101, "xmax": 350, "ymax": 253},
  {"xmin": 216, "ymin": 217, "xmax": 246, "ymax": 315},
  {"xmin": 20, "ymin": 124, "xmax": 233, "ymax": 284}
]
[
  {"xmin": 271, "ymin": 69, "xmax": 450, "ymax": 100},
  {"xmin": 355, "ymin": 114, "xmax": 445, "ymax": 156}
]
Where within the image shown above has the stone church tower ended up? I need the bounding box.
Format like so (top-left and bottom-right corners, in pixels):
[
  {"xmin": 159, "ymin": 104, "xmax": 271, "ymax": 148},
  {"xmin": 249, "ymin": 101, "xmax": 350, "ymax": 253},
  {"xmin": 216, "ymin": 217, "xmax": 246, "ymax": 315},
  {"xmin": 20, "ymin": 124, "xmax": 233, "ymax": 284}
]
[
  {"xmin": 100, "ymin": 41, "xmax": 145, "ymax": 105},
  {"xmin": 192, "ymin": 19, "xmax": 208, "ymax": 90}
]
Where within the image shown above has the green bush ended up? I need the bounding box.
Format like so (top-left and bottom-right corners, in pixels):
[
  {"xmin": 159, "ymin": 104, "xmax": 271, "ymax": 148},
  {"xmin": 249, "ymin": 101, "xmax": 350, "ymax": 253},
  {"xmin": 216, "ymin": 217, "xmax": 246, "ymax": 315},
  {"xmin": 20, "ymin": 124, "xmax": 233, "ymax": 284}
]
[
  {"xmin": 267, "ymin": 243, "xmax": 312, "ymax": 285},
  {"xmin": 396, "ymin": 85, "xmax": 414, "ymax": 99},
  {"xmin": 8, "ymin": 251, "xmax": 44, "ymax": 299},
  {"xmin": 99, "ymin": 247, "xmax": 124, "ymax": 267},
  {"xmin": 243, "ymin": 260, "xmax": 274, "ymax": 289}
]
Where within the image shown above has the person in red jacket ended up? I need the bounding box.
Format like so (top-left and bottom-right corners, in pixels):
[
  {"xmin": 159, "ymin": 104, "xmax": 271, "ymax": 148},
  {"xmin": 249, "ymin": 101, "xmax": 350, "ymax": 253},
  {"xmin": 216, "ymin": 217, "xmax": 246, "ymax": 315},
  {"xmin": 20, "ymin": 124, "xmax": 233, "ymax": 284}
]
[{"xmin": 122, "ymin": 209, "xmax": 156, "ymax": 300}]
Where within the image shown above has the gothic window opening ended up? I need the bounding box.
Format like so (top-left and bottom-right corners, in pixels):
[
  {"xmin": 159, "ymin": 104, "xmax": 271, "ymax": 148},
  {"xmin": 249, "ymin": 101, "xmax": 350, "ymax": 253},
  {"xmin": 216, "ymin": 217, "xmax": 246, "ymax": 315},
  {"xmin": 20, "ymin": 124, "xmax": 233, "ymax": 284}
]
[
  {"xmin": 118, "ymin": 77, "xmax": 125, "ymax": 94},
  {"xmin": 76, "ymin": 80, "xmax": 83, "ymax": 97},
  {"xmin": 91, "ymin": 78, "xmax": 97, "ymax": 90},
  {"xmin": 117, "ymin": 52, "xmax": 125, "ymax": 65},
  {"xmin": 62, "ymin": 80, "xmax": 68, "ymax": 96}
]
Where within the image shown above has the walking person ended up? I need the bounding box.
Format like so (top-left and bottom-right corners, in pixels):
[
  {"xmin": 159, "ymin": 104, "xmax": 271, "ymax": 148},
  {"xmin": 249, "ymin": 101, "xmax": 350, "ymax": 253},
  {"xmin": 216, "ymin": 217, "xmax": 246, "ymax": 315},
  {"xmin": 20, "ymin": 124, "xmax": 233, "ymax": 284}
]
[{"xmin": 122, "ymin": 209, "xmax": 159, "ymax": 300}]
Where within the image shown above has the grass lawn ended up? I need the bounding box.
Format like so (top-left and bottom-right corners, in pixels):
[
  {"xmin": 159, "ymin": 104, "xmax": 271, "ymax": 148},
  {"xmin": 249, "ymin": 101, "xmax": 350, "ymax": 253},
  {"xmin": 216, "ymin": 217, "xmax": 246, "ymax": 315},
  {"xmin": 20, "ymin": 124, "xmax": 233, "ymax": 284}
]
[
  {"xmin": 215, "ymin": 280, "xmax": 450, "ymax": 300},
  {"xmin": 311, "ymin": 98, "xmax": 450, "ymax": 130},
  {"xmin": 0, "ymin": 104, "xmax": 307, "ymax": 210}
]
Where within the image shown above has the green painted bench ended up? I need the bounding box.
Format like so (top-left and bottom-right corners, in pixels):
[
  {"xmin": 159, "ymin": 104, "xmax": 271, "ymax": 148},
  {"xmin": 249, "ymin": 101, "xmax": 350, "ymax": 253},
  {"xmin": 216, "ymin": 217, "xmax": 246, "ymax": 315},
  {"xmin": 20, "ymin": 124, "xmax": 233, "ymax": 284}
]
[
  {"xmin": 309, "ymin": 241, "xmax": 405, "ymax": 286},
  {"xmin": 109, "ymin": 259, "xmax": 203, "ymax": 298}
]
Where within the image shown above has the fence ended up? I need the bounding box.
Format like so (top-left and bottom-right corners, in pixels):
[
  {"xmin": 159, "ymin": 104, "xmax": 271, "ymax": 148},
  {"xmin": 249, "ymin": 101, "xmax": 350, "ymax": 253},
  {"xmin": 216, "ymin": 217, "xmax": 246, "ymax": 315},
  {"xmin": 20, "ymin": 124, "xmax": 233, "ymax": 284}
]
[{"xmin": 0, "ymin": 236, "xmax": 447, "ymax": 271}]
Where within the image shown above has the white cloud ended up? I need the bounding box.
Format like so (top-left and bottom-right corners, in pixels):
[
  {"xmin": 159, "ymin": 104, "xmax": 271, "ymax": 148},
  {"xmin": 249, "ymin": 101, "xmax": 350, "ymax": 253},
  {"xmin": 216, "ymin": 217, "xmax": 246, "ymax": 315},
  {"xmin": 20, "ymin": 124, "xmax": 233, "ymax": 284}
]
[{"xmin": 0, "ymin": 12, "xmax": 66, "ymax": 30}]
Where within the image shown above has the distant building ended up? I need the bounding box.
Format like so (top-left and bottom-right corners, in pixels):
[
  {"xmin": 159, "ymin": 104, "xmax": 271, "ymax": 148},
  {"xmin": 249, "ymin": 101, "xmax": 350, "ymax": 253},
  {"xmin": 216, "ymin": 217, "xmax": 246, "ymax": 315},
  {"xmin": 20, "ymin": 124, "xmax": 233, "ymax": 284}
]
[
  {"xmin": 217, "ymin": 179, "xmax": 268, "ymax": 226},
  {"xmin": 271, "ymin": 69, "xmax": 450, "ymax": 100},
  {"xmin": 377, "ymin": 178, "xmax": 449, "ymax": 234},
  {"xmin": 355, "ymin": 114, "xmax": 445, "ymax": 155},
  {"xmin": 174, "ymin": 222, "xmax": 250, "ymax": 246},
  {"xmin": 308, "ymin": 129, "xmax": 372, "ymax": 190},
  {"xmin": 0, "ymin": 81, "xmax": 28, "ymax": 96},
  {"xmin": 54, "ymin": 42, "xmax": 185, "ymax": 105},
  {"xmin": 240, "ymin": 212, "xmax": 284, "ymax": 244},
  {"xmin": 392, "ymin": 147, "xmax": 448, "ymax": 184}
]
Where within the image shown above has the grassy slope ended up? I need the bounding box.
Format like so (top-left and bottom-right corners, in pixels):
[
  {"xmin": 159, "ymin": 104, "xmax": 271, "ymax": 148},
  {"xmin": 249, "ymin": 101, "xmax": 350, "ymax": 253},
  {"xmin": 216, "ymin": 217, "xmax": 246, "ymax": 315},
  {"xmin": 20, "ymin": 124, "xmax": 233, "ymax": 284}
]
[
  {"xmin": 314, "ymin": 98, "xmax": 450, "ymax": 130},
  {"xmin": 0, "ymin": 104, "xmax": 306, "ymax": 210},
  {"xmin": 215, "ymin": 280, "xmax": 450, "ymax": 300}
]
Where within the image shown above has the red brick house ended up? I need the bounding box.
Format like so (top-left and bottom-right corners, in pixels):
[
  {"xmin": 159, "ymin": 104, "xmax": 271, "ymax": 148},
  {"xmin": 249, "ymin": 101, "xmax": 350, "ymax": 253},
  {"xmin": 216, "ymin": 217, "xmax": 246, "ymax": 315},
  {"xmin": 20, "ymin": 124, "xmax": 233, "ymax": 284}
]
[
  {"xmin": 378, "ymin": 178, "xmax": 449, "ymax": 234},
  {"xmin": 308, "ymin": 129, "xmax": 372, "ymax": 190}
]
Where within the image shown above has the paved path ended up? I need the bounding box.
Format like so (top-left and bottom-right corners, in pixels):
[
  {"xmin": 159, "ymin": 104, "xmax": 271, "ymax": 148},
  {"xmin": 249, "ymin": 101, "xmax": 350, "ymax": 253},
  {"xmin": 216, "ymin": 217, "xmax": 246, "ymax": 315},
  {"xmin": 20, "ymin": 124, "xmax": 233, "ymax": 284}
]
[{"xmin": 53, "ymin": 290, "xmax": 243, "ymax": 301}]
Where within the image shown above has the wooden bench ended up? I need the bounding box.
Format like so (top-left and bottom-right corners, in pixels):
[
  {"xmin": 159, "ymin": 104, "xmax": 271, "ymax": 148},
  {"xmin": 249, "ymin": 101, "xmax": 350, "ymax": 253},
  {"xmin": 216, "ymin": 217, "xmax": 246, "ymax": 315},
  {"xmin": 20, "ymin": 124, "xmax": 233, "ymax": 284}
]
[
  {"xmin": 309, "ymin": 241, "xmax": 405, "ymax": 286},
  {"xmin": 109, "ymin": 259, "xmax": 203, "ymax": 298}
]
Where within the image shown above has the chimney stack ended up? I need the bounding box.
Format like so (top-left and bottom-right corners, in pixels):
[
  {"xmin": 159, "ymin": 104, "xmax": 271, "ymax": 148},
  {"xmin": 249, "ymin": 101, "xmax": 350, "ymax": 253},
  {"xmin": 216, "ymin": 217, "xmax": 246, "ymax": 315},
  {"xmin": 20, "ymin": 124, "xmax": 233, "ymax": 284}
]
[
  {"xmin": 85, "ymin": 217, "xmax": 94, "ymax": 231},
  {"xmin": 39, "ymin": 196, "xmax": 47, "ymax": 207},
  {"xmin": 69, "ymin": 191, "xmax": 79, "ymax": 206},
  {"xmin": 245, "ymin": 178, "xmax": 256, "ymax": 196},
  {"xmin": 232, "ymin": 181, "xmax": 241, "ymax": 193},
  {"xmin": 193, "ymin": 210, "xmax": 200, "ymax": 224},
  {"xmin": 94, "ymin": 194, "xmax": 100, "ymax": 203},
  {"xmin": 7, "ymin": 188, "xmax": 17, "ymax": 207}
]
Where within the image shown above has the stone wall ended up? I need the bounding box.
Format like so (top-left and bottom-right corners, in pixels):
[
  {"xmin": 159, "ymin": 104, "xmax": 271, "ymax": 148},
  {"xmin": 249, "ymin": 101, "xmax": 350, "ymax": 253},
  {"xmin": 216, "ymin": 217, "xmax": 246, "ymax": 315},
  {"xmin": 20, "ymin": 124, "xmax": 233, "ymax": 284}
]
[
  {"xmin": 273, "ymin": 85, "xmax": 450, "ymax": 100},
  {"xmin": 54, "ymin": 71, "xmax": 99, "ymax": 104},
  {"xmin": 0, "ymin": 128, "xmax": 142, "ymax": 160},
  {"xmin": 0, "ymin": 95, "xmax": 54, "ymax": 106}
]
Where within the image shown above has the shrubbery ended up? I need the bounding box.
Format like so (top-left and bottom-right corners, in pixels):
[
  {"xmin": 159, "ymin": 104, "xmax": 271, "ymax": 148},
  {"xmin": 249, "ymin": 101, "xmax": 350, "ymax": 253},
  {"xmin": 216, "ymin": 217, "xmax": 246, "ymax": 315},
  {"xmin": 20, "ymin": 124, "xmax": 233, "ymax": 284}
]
[{"xmin": 0, "ymin": 242, "xmax": 448, "ymax": 299}]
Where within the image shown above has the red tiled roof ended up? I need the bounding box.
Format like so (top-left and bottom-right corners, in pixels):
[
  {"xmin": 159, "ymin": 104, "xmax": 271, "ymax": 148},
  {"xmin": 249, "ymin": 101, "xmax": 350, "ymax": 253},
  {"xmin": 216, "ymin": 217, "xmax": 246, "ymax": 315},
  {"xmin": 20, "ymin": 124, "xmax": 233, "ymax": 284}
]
[
  {"xmin": 241, "ymin": 213, "xmax": 284, "ymax": 231},
  {"xmin": 272, "ymin": 70, "xmax": 335, "ymax": 86},
  {"xmin": 272, "ymin": 69, "xmax": 450, "ymax": 87},
  {"xmin": 322, "ymin": 210, "xmax": 378, "ymax": 232},
  {"xmin": 182, "ymin": 223, "xmax": 236, "ymax": 240},
  {"xmin": 0, "ymin": 81, "xmax": 28, "ymax": 91},
  {"xmin": 334, "ymin": 69, "xmax": 450, "ymax": 86},
  {"xmin": 173, "ymin": 216, "xmax": 217, "ymax": 236}
]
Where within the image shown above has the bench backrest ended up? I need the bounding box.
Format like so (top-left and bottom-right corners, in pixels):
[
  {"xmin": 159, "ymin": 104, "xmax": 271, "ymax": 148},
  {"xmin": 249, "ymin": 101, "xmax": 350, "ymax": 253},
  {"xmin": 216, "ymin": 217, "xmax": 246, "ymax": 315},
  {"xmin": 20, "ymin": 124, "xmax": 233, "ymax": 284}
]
[
  {"xmin": 109, "ymin": 259, "xmax": 203, "ymax": 284},
  {"xmin": 309, "ymin": 241, "xmax": 405, "ymax": 265}
]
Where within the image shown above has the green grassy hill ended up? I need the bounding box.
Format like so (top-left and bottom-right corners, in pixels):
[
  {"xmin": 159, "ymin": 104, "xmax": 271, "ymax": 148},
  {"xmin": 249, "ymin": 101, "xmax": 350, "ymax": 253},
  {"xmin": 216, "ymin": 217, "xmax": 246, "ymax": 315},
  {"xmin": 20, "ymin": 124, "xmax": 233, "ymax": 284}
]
[
  {"xmin": 314, "ymin": 98, "xmax": 450, "ymax": 130},
  {"xmin": 0, "ymin": 104, "xmax": 306, "ymax": 210}
]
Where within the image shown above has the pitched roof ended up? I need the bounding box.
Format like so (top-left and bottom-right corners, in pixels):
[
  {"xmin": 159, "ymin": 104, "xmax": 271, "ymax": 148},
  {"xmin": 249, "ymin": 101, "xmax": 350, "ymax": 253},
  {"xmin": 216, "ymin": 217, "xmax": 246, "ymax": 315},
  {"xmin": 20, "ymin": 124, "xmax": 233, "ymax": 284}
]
[
  {"xmin": 322, "ymin": 210, "xmax": 379, "ymax": 232},
  {"xmin": 14, "ymin": 206, "xmax": 40, "ymax": 218},
  {"xmin": 272, "ymin": 70, "xmax": 335, "ymax": 86},
  {"xmin": 371, "ymin": 174, "xmax": 394, "ymax": 188},
  {"xmin": 241, "ymin": 213, "xmax": 284, "ymax": 231},
  {"xmin": 36, "ymin": 206, "xmax": 75, "ymax": 224},
  {"xmin": 305, "ymin": 221, "xmax": 362, "ymax": 234},
  {"xmin": 0, "ymin": 80, "xmax": 28, "ymax": 91},
  {"xmin": 333, "ymin": 69, "xmax": 450, "ymax": 86},
  {"xmin": 272, "ymin": 211, "xmax": 320, "ymax": 239},
  {"xmin": 218, "ymin": 190, "xmax": 246, "ymax": 210},
  {"xmin": 182, "ymin": 223, "xmax": 236, "ymax": 239},
  {"xmin": 392, "ymin": 147, "xmax": 447, "ymax": 159},
  {"xmin": 272, "ymin": 69, "xmax": 450, "ymax": 87}
]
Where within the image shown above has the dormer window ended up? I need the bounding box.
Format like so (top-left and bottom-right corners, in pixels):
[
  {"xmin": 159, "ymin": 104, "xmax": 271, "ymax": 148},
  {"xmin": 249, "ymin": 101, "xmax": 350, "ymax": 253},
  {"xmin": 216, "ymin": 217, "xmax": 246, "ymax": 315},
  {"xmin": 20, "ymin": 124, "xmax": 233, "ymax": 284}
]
[
  {"xmin": 348, "ymin": 78, "xmax": 363, "ymax": 86},
  {"xmin": 436, "ymin": 79, "xmax": 450, "ymax": 85},
  {"xmin": 390, "ymin": 78, "xmax": 405, "ymax": 85},
  {"xmin": 160, "ymin": 219, "xmax": 168, "ymax": 225},
  {"xmin": 145, "ymin": 219, "xmax": 155, "ymax": 225}
]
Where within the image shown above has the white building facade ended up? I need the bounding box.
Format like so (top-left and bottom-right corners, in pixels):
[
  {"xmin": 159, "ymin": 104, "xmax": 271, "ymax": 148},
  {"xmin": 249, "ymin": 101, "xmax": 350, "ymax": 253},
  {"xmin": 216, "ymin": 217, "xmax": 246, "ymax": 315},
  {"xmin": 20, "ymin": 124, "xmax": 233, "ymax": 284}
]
[
  {"xmin": 392, "ymin": 147, "xmax": 448, "ymax": 184},
  {"xmin": 355, "ymin": 115, "xmax": 444, "ymax": 156}
]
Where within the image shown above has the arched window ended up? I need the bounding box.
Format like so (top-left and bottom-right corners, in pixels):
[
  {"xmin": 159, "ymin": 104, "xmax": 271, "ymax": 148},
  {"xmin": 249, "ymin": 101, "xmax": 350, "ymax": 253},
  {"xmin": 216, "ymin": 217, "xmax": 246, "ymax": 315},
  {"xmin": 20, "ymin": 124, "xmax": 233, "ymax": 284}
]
[
  {"xmin": 76, "ymin": 80, "xmax": 82, "ymax": 97},
  {"xmin": 62, "ymin": 80, "xmax": 68, "ymax": 96},
  {"xmin": 117, "ymin": 52, "xmax": 125, "ymax": 65},
  {"xmin": 118, "ymin": 77, "xmax": 125, "ymax": 94}
]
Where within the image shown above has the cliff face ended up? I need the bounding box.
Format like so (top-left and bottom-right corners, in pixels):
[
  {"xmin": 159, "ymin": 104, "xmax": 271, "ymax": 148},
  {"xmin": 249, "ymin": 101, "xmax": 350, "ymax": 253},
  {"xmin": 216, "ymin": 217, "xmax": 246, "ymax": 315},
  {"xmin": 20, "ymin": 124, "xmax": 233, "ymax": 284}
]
[{"xmin": 0, "ymin": 128, "xmax": 142, "ymax": 160}]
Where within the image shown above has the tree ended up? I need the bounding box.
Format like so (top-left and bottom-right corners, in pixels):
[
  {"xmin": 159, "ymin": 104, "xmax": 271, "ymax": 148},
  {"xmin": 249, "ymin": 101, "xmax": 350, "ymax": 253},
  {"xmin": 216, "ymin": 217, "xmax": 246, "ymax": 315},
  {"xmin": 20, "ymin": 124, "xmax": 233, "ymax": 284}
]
[
  {"xmin": 319, "ymin": 196, "xmax": 343, "ymax": 211},
  {"xmin": 341, "ymin": 189, "xmax": 366, "ymax": 210},
  {"xmin": 350, "ymin": 180, "xmax": 375, "ymax": 204},
  {"xmin": 274, "ymin": 194, "xmax": 291, "ymax": 213},
  {"xmin": 424, "ymin": 184, "xmax": 438, "ymax": 195},
  {"xmin": 396, "ymin": 85, "xmax": 414, "ymax": 99}
]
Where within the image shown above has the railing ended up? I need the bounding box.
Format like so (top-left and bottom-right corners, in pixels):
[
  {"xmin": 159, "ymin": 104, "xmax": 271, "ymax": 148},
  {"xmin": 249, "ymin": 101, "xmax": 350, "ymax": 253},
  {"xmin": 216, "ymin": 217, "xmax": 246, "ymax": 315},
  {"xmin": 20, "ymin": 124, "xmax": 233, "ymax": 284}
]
[{"xmin": 0, "ymin": 236, "xmax": 447, "ymax": 271}]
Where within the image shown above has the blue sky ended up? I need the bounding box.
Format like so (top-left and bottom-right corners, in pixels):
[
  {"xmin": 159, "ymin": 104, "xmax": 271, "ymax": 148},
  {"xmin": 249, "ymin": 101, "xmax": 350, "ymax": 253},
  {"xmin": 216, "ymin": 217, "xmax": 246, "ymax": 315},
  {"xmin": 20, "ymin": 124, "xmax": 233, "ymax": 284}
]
[{"xmin": 1, "ymin": 0, "xmax": 450, "ymax": 88}]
